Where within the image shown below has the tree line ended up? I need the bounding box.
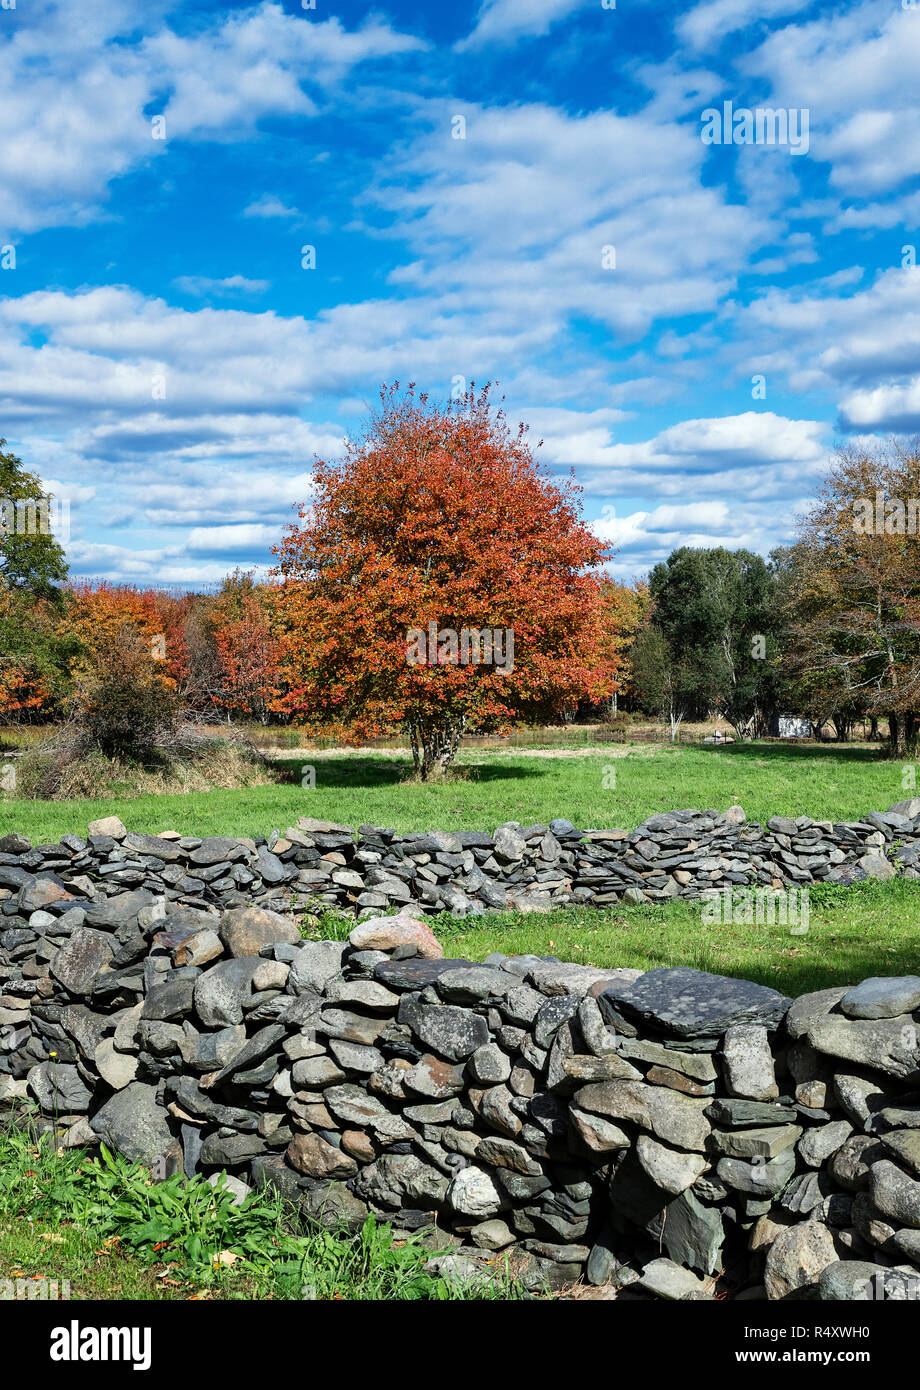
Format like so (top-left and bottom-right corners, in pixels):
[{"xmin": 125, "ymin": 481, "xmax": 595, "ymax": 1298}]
[{"xmin": 2, "ymin": 396, "xmax": 919, "ymax": 773}]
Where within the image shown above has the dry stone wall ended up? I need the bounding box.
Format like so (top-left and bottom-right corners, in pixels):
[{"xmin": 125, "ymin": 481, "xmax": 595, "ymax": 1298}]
[
  {"xmin": 3, "ymin": 818, "xmax": 920, "ymax": 1301},
  {"xmin": 1, "ymin": 800, "xmax": 920, "ymax": 925}
]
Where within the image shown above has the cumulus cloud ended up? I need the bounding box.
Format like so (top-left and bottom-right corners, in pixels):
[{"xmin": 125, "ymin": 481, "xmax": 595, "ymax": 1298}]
[{"xmin": 0, "ymin": 1, "xmax": 424, "ymax": 238}]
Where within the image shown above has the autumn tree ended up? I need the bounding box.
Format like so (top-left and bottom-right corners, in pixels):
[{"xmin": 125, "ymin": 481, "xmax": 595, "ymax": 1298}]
[
  {"xmin": 272, "ymin": 383, "xmax": 619, "ymax": 777},
  {"xmin": 782, "ymin": 441, "xmax": 920, "ymax": 756},
  {"xmin": 210, "ymin": 570, "xmax": 283, "ymax": 724},
  {"xmin": 601, "ymin": 579, "xmax": 650, "ymax": 713}
]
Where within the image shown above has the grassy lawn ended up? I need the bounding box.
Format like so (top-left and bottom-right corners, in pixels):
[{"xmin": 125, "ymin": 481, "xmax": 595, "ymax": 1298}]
[
  {"xmin": 431, "ymin": 878, "xmax": 920, "ymax": 997},
  {"xmin": 2, "ymin": 741, "xmax": 911, "ymax": 842}
]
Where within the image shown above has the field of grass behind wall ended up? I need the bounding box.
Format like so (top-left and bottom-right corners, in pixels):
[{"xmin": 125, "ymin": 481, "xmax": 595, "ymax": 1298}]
[{"xmin": 1, "ymin": 740, "xmax": 913, "ymax": 843}]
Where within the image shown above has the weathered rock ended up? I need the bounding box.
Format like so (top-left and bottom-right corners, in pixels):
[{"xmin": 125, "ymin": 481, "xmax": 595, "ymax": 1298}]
[
  {"xmin": 722, "ymin": 1025, "xmax": 778, "ymax": 1101},
  {"xmin": 50, "ymin": 928, "xmax": 114, "ymax": 996},
  {"xmin": 574, "ymin": 1080, "xmax": 710, "ymax": 1151},
  {"xmin": 639, "ymin": 1257, "xmax": 714, "ymax": 1300},
  {"xmin": 220, "ymin": 905, "xmax": 301, "ymax": 958},
  {"xmin": 839, "ymin": 975, "xmax": 920, "ymax": 1020},
  {"xmin": 348, "ymin": 911, "xmax": 443, "ymax": 959},
  {"xmin": 600, "ymin": 967, "xmax": 790, "ymax": 1039},
  {"xmin": 447, "ymin": 1166, "xmax": 505, "ymax": 1217},
  {"xmin": 90, "ymin": 1082, "xmax": 180, "ymax": 1168},
  {"xmin": 869, "ymin": 1159, "xmax": 920, "ymax": 1229},
  {"xmin": 287, "ymin": 1132, "xmax": 358, "ymax": 1179},
  {"xmin": 193, "ymin": 957, "xmax": 261, "ymax": 1026},
  {"xmin": 636, "ymin": 1134, "xmax": 709, "ymax": 1195},
  {"xmin": 764, "ymin": 1221, "xmax": 838, "ymax": 1299},
  {"xmin": 412, "ymin": 1005, "xmax": 489, "ymax": 1062},
  {"xmin": 808, "ymin": 1014, "xmax": 920, "ymax": 1078}
]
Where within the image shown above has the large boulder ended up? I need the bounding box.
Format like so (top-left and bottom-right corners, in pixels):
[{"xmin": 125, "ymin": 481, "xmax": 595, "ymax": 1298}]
[{"xmin": 90, "ymin": 1082, "xmax": 181, "ymax": 1170}]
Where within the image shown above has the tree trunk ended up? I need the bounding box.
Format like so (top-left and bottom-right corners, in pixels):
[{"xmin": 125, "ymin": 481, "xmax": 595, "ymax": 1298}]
[{"xmin": 408, "ymin": 716, "xmax": 467, "ymax": 779}]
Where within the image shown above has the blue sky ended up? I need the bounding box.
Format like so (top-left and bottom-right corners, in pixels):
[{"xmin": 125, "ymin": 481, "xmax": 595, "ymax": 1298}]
[{"xmin": 2, "ymin": 0, "xmax": 919, "ymax": 588}]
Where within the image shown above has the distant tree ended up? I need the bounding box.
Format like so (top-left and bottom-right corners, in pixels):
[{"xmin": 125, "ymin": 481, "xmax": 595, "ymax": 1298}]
[
  {"xmin": 210, "ymin": 571, "xmax": 283, "ymax": 724},
  {"xmin": 781, "ymin": 442, "xmax": 920, "ymax": 756},
  {"xmin": 630, "ymin": 622, "xmax": 694, "ymax": 741},
  {"xmin": 0, "ymin": 441, "xmax": 68, "ymax": 598},
  {"xmin": 647, "ymin": 547, "xmax": 781, "ymax": 739},
  {"xmin": 273, "ymin": 383, "xmax": 619, "ymax": 778},
  {"xmin": 600, "ymin": 579, "xmax": 651, "ymax": 714}
]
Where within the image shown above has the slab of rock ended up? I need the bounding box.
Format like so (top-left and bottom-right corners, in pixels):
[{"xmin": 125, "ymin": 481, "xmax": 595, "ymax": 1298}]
[
  {"xmin": 90, "ymin": 1081, "xmax": 180, "ymax": 1168},
  {"xmin": 723, "ymin": 1024, "xmax": 778, "ymax": 1100},
  {"xmin": 600, "ymin": 966, "xmax": 790, "ymax": 1040},
  {"xmin": 639, "ymin": 1257, "xmax": 714, "ymax": 1300},
  {"xmin": 869, "ymin": 1158, "xmax": 920, "ymax": 1228},
  {"xmin": 288, "ymin": 941, "xmax": 347, "ymax": 994},
  {"xmin": 807, "ymin": 1014, "xmax": 920, "ymax": 1078},
  {"xmin": 839, "ymin": 976, "xmax": 920, "ymax": 1020},
  {"xmin": 349, "ymin": 911, "xmax": 443, "ymax": 959},
  {"xmin": 174, "ymin": 929, "xmax": 223, "ymax": 968},
  {"xmin": 712, "ymin": 1124, "xmax": 802, "ymax": 1159},
  {"xmin": 705, "ymin": 1098, "xmax": 798, "ymax": 1128},
  {"xmin": 447, "ymin": 1166, "xmax": 505, "ymax": 1217},
  {"xmin": 819, "ymin": 1260, "xmax": 919, "ymax": 1301},
  {"xmin": 50, "ymin": 928, "xmax": 114, "ymax": 996},
  {"xmin": 636, "ymin": 1134, "xmax": 709, "ymax": 1195},
  {"xmin": 28, "ymin": 1061, "xmax": 92, "ymax": 1112},
  {"xmin": 655, "ymin": 1188, "xmax": 724, "ymax": 1275},
  {"xmin": 574, "ymin": 1079, "xmax": 710, "ymax": 1151},
  {"xmin": 193, "ymin": 956, "xmax": 262, "ymax": 1026},
  {"xmin": 879, "ymin": 1129, "xmax": 920, "ymax": 1175},
  {"xmin": 717, "ymin": 1147, "xmax": 797, "ymax": 1198},
  {"xmin": 87, "ymin": 815, "xmax": 127, "ymax": 839},
  {"xmin": 287, "ymin": 1132, "xmax": 357, "ymax": 1180},
  {"xmin": 412, "ymin": 1005, "xmax": 489, "ymax": 1061},
  {"xmin": 94, "ymin": 1037, "xmax": 139, "ymax": 1090},
  {"xmin": 785, "ymin": 987, "xmax": 847, "ymax": 1041},
  {"xmin": 798, "ymin": 1120, "xmax": 853, "ymax": 1169},
  {"xmin": 618, "ymin": 1038, "xmax": 717, "ymax": 1082}
]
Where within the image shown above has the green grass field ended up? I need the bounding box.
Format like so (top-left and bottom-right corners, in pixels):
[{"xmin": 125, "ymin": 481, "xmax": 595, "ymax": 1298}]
[
  {"xmin": 2, "ymin": 740, "xmax": 911, "ymax": 842},
  {"xmin": 3, "ymin": 737, "xmax": 919, "ymax": 991}
]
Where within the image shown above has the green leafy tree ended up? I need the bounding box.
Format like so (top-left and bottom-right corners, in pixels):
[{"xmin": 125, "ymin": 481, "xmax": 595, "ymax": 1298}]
[
  {"xmin": 0, "ymin": 441, "xmax": 69, "ymax": 598},
  {"xmin": 647, "ymin": 547, "xmax": 781, "ymax": 739}
]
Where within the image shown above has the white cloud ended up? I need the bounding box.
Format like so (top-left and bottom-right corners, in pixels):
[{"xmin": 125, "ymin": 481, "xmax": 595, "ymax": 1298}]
[
  {"xmin": 172, "ymin": 275, "xmax": 271, "ymax": 296},
  {"xmin": 0, "ymin": 2, "xmax": 424, "ymax": 238},
  {"xmin": 741, "ymin": 1, "xmax": 920, "ymax": 197},
  {"xmin": 677, "ymin": 0, "xmax": 809, "ymax": 52},
  {"xmin": 242, "ymin": 195, "xmax": 302, "ymax": 219},
  {"xmin": 456, "ymin": 0, "xmax": 592, "ymax": 51}
]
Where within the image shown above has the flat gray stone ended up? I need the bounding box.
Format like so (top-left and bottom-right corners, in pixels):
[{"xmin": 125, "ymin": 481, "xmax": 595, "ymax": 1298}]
[
  {"xmin": 808, "ymin": 1014, "xmax": 920, "ymax": 1078},
  {"xmin": 50, "ymin": 927, "xmax": 114, "ymax": 996},
  {"xmin": 840, "ymin": 976, "xmax": 920, "ymax": 1020},
  {"xmin": 193, "ymin": 956, "xmax": 261, "ymax": 1026},
  {"xmin": 600, "ymin": 966, "xmax": 790, "ymax": 1040},
  {"xmin": 412, "ymin": 1004, "xmax": 489, "ymax": 1061}
]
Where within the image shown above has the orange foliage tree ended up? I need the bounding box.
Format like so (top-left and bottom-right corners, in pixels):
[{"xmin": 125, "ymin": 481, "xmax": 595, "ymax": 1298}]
[
  {"xmin": 210, "ymin": 571, "xmax": 284, "ymax": 723},
  {"xmin": 272, "ymin": 383, "xmax": 620, "ymax": 777}
]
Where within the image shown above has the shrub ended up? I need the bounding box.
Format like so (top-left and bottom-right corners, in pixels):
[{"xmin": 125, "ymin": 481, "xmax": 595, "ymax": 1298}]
[{"xmin": 75, "ymin": 624, "xmax": 179, "ymax": 758}]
